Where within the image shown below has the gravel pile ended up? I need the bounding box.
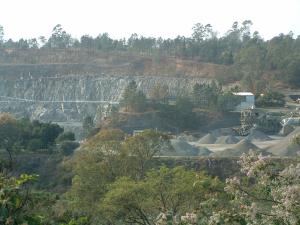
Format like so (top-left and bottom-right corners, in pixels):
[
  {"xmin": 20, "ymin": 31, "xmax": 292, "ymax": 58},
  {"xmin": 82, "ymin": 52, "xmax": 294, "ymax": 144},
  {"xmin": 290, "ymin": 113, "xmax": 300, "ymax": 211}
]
[
  {"xmin": 267, "ymin": 127, "xmax": 300, "ymax": 156},
  {"xmin": 215, "ymin": 135, "xmax": 239, "ymax": 144},
  {"xmin": 211, "ymin": 139, "xmax": 268, "ymax": 157},
  {"xmin": 198, "ymin": 133, "xmax": 217, "ymax": 144},
  {"xmin": 246, "ymin": 129, "xmax": 272, "ymax": 141},
  {"xmin": 161, "ymin": 139, "xmax": 213, "ymax": 156}
]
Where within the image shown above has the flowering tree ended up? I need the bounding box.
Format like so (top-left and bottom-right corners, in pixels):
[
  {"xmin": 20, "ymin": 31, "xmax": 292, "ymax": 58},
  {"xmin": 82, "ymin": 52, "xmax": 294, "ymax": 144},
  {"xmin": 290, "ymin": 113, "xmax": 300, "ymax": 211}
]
[{"xmin": 213, "ymin": 151, "xmax": 300, "ymax": 225}]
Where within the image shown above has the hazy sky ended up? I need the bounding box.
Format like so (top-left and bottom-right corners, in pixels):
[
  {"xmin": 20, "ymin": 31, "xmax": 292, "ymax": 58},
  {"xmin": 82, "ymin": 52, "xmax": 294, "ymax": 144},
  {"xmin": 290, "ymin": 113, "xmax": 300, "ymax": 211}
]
[{"xmin": 0, "ymin": 0, "xmax": 299, "ymax": 41}]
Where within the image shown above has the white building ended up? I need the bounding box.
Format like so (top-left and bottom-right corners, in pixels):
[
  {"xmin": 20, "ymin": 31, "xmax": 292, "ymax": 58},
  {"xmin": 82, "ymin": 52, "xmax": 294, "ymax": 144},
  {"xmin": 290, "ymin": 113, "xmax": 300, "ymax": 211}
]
[{"xmin": 233, "ymin": 92, "xmax": 255, "ymax": 111}]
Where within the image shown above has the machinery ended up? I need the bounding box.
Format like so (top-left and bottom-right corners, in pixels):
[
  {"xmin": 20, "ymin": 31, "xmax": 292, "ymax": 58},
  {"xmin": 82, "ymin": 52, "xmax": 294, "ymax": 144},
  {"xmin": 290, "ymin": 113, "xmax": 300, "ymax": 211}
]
[{"xmin": 233, "ymin": 108, "xmax": 256, "ymax": 136}]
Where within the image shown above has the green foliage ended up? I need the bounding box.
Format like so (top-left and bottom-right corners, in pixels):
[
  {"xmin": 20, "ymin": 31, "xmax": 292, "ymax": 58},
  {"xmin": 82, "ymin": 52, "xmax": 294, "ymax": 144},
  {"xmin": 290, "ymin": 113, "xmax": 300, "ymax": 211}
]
[
  {"xmin": 217, "ymin": 92, "xmax": 240, "ymax": 112},
  {"xmin": 65, "ymin": 129, "xmax": 126, "ymax": 217},
  {"xmin": 0, "ymin": 114, "xmax": 65, "ymax": 169},
  {"xmin": 56, "ymin": 131, "xmax": 76, "ymax": 143},
  {"xmin": 59, "ymin": 217, "xmax": 89, "ymax": 225},
  {"xmin": 101, "ymin": 177, "xmax": 152, "ymax": 225},
  {"xmin": 47, "ymin": 24, "xmax": 73, "ymax": 48},
  {"xmin": 292, "ymin": 134, "xmax": 300, "ymax": 145},
  {"xmin": 29, "ymin": 120, "xmax": 64, "ymax": 148},
  {"xmin": 0, "ymin": 25, "xmax": 4, "ymax": 44},
  {"xmin": 82, "ymin": 116, "xmax": 95, "ymax": 138},
  {"xmin": 27, "ymin": 138, "xmax": 44, "ymax": 151},
  {"xmin": 149, "ymin": 84, "xmax": 169, "ymax": 104},
  {"xmin": 0, "ymin": 173, "xmax": 41, "ymax": 225},
  {"xmin": 155, "ymin": 100, "xmax": 203, "ymax": 131},
  {"xmin": 192, "ymin": 81, "xmax": 221, "ymax": 108},
  {"xmin": 122, "ymin": 130, "xmax": 172, "ymax": 179},
  {"xmin": 256, "ymin": 114, "xmax": 282, "ymax": 134},
  {"xmin": 121, "ymin": 80, "xmax": 147, "ymax": 112},
  {"xmin": 256, "ymin": 91, "xmax": 285, "ymax": 107},
  {"xmin": 59, "ymin": 141, "xmax": 80, "ymax": 156},
  {"xmin": 286, "ymin": 54, "xmax": 300, "ymax": 87},
  {"xmin": 101, "ymin": 166, "xmax": 223, "ymax": 225},
  {"xmin": 0, "ymin": 113, "xmax": 21, "ymax": 167}
]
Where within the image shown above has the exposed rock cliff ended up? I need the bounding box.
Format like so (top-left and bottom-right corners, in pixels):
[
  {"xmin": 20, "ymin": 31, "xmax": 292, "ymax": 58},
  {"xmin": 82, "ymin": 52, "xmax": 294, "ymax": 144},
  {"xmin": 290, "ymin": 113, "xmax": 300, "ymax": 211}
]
[{"xmin": 0, "ymin": 65, "xmax": 210, "ymax": 124}]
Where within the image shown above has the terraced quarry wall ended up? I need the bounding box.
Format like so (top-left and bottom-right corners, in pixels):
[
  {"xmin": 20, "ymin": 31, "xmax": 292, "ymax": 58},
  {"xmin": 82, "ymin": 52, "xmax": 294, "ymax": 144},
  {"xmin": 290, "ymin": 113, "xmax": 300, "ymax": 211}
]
[{"xmin": 0, "ymin": 64, "xmax": 210, "ymax": 123}]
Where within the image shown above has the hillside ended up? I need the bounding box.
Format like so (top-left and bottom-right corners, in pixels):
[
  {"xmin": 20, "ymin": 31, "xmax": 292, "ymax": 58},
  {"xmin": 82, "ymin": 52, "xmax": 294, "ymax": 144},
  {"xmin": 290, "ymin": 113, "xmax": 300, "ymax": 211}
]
[{"xmin": 0, "ymin": 49, "xmax": 230, "ymax": 78}]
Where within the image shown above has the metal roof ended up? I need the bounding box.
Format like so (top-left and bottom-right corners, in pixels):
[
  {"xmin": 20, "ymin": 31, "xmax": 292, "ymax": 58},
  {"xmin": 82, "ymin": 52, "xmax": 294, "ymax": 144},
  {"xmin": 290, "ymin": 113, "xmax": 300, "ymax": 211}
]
[{"xmin": 233, "ymin": 92, "xmax": 254, "ymax": 96}]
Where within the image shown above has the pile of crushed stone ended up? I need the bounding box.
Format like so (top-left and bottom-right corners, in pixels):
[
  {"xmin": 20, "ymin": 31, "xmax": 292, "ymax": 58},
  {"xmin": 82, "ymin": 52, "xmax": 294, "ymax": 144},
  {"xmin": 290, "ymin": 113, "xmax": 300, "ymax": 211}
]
[
  {"xmin": 211, "ymin": 139, "xmax": 268, "ymax": 157},
  {"xmin": 246, "ymin": 129, "xmax": 272, "ymax": 141},
  {"xmin": 279, "ymin": 125, "xmax": 295, "ymax": 136},
  {"xmin": 167, "ymin": 139, "xmax": 200, "ymax": 156},
  {"xmin": 211, "ymin": 128, "xmax": 236, "ymax": 137},
  {"xmin": 215, "ymin": 135, "xmax": 239, "ymax": 144},
  {"xmin": 177, "ymin": 134, "xmax": 198, "ymax": 142},
  {"xmin": 198, "ymin": 133, "xmax": 217, "ymax": 144},
  {"xmin": 267, "ymin": 127, "xmax": 300, "ymax": 156},
  {"xmin": 160, "ymin": 139, "xmax": 212, "ymax": 156},
  {"xmin": 197, "ymin": 147, "xmax": 213, "ymax": 156}
]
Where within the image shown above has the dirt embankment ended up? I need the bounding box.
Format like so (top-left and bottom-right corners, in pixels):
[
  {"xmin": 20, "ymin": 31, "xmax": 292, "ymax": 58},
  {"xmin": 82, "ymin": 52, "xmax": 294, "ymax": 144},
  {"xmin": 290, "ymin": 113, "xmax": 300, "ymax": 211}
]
[{"xmin": 0, "ymin": 49, "xmax": 230, "ymax": 78}]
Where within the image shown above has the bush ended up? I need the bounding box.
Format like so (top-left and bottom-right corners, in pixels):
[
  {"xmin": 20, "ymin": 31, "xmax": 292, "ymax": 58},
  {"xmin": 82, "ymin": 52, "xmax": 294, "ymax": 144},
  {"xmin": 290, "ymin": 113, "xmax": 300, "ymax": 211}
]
[
  {"xmin": 59, "ymin": 141, "xmax": 80, "ymax": 156},
  {"xmin": 292, "ymin": 134, "xmax": 300, "ymax": 145},
  {"xmin": 217, "ymin": 92, "xmax": 240, "ymax": 112},
  {"xmin": 56, "ymin": 131, "xmax": 75, "ymax": 143},
  {"xmin": 256, "ymin": 91, "xmax": 285, "ymax": 107},
  {"xmin": 27, "ymin": 138, "xmax": 44, "ymax": 151}
]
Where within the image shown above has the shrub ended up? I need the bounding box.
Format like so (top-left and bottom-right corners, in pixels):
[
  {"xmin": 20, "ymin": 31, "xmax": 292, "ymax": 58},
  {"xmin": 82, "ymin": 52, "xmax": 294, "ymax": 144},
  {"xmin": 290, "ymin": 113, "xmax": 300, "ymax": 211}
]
[
  {"xmin": 27, "ymin": 138, "xmax": 44, "ymax": 151},
  {"xmin": 292, "ymin": 134, "xmax": 300, "ymax": 145},
  {"xmin": 59, "ymin": 141, "xmax": 80, "ymax": 156},
  {"xmin": 56, "ymin": 131, "xmax": 75, "ymax": 143},
  {"xmin": 256, "ymin": 91, "xmax": 285, "ymax": 107}
]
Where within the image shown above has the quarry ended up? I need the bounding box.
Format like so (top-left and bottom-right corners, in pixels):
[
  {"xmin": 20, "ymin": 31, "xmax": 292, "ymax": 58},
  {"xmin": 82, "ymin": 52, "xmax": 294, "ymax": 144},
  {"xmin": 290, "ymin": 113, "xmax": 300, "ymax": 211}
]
[{"xmin": 1, "ymin": 57, "xmax": 300, "ymax": 158}]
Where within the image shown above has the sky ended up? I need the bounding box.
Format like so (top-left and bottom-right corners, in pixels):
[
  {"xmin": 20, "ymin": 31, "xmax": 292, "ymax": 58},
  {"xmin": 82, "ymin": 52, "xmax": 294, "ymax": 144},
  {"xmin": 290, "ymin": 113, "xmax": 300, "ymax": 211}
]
[{"xmin": 0, "ymin": 0, "xmax": 299, "ymax": 41}]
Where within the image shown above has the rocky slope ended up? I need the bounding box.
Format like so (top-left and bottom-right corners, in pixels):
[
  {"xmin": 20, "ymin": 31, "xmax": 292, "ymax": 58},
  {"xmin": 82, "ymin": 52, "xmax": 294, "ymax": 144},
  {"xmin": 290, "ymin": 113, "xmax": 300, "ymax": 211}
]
[{"xmin": 0, "ymin": 64, "xmax": 210, "ymax": 124}]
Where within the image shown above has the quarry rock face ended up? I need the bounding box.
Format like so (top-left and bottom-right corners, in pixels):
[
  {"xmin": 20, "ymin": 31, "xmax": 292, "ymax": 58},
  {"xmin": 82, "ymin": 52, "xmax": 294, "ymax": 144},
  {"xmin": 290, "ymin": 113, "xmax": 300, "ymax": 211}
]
[{"xmin": 0, "ymin": 69, "xmax": 209, "ymax": 123}]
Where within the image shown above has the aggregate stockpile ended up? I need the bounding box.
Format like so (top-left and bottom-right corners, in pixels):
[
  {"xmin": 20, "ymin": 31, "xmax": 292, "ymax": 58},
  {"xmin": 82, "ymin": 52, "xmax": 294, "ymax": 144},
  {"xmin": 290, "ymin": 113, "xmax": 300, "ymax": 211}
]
[
  {"xmin": 211, "ymin": 139, "xmax": 267, "ymax": 157},
  {"xmin": 0, "ymin": 64, "xmax": 209, "ymax": 122},
  {"xmin": 169, "ymin": 139, "xmax": 212, "ymax": 156},
  {"xmin": 267, "ymin": 127, "xmax": 300, "ymax": 157}
]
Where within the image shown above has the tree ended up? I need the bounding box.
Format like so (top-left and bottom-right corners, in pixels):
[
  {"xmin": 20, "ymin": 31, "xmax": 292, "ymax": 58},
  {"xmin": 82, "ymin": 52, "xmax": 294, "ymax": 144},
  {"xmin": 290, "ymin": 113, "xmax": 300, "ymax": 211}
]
[
  {"xmin": 255, "ymin": 91, "xmax": 285, "ymax": 107},
  {"xmin": 0, "ymin": 25, "xmax": 4, "ymax": 44},
  {"xmin": 174, "ymin": 96, "xmax": 197, "ymax": 129},
  {"xmin": 0, "ymin": 113, "xmax": 20, "ymax": 169},
  {"xmin": 47, "ymin": 24, "xmax": 73, "ymax": 48},
  {"xmin": 219, "ymin": 152, "xmax": 300, "ymax": 225},
  {"xmin": 122, "ymin": 130, "xmax": 171, "ymax": 179},
  {"xmin": 65, "ymin": 129, "xmax": 126, "ymax": 219},
  {"xmin": 192, "ymin": 23, "xmax": 213, "ymax": 42},
  {"xmin": 56, "ymin": 131, "xmax": 76, "ymax": 143},
  {"xmin": 101, "ymin": 166, "xmax": 224, "ymax": 225},
  {"xmin": 59, "ymin": 141, "xmax": 80, "ymax": 156},
  {"xmin": 0, "ymin": 173, "xmax": 41, "ymax": 225},
  {"xmin": 39, "ymin": 123, "xmax": 64, "ymax": 147},
  {"xmin": 192, "ymin": 81, "xmax": 221, "ymax": 108},
  {"xmin": 38, "ymin": 36, "xmax": 47, "ymax": 47},
  {"xmin": 82, "ymin": 116, "xmax": 94, "ymax": 138},
  {"xmin": 101, "ymin": 177, "xmax": 152, "ymax": 225},
  {"xmin": 120, "ymin": 81, "xmax": 147, "ymax": 112},
  {"xmin": 240, "ymin": 20, "xmax": 253, "ymax": 41},
  {"xmin": 217, "ymin": 92, "xmax": 240, "ymax": 112},
  {"xmin": 28, "ymin": 38, "xmax": 39, "ymax": 48},
  {"xmin": 149, "ymin": 84, "xmax": 169, "ymax": 104},
  {"xmin": 27, "ymin": 139, "xmax": 44, "ymax": 151},
  {"xmin": 286, "ymin": 55, "xmax": 300, "ymax": 87}
]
